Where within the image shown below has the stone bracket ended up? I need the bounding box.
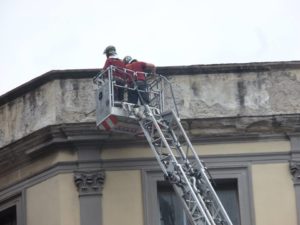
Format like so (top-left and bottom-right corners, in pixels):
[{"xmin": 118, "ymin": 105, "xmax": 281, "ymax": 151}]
[{"xmin": 74, "ymin": 170, "xmax": 105, "ymax": 196}]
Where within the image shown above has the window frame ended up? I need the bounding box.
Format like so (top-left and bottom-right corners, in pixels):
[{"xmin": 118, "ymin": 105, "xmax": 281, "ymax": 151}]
[
  {"xmin": 142, "ymin": 165, "xmax": 255, "ymax": 225},
  {"xmin": 0, "ymin": 193, "xmax": 24, "ymax": 225}
]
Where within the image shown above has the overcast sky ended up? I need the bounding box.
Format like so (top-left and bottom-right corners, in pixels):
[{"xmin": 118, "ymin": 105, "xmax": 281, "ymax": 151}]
[{"xmin": 0, "ymin": 0, "xmax": 299, "ymax": 96}]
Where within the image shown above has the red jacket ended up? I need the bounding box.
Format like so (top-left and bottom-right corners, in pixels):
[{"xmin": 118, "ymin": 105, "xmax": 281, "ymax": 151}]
[
  {"xmin": 103, "ymin": 57, "xmax": 126, "ymax": 80},
  {"xmin": 125, "ymin": 61, "xmax": 147, "ymax": 83}
]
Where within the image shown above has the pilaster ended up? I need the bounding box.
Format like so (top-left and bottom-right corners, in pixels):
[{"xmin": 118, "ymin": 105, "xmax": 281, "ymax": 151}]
[
  {"xmin": 288, "ymin": 133, "xmax": 300, "ymax": 224},
  {"xmin": 73, "ymin": 143, "xmax": 105, "ymax": 225}
]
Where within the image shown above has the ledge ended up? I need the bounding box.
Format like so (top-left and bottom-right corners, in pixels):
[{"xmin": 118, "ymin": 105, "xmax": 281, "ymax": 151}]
[
  {"xmin": 1, "ymin": 113, "xmax": 300, "ymax": 176},
  {"xmin": 157, "ymin": 60, "xmax": 300, "ymax": 75},
  {"xmin": 1, "ymin": 61, "xmax": 300, "ymax": 106},
  {"xmin": 0, "ymin": 69, "xmax": 99, "ymax": 106}
]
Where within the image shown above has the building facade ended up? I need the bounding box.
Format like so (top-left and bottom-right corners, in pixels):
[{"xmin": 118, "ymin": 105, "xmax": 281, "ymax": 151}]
[{"xmin": 0, "ymin": 61, "xmax": 300, "ymax": 225}]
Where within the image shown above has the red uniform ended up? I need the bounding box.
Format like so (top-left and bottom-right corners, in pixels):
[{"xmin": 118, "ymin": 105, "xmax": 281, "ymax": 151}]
[
  {"xmin": 125, "ymin": 61, "xmax": 149, "ymax": 104},
  {"xmin": 125, "ymin": 61, "xmax": 147, "ymax": 84},
  {"xmin": 103, "ymin": 56, "xmax": 126, "ymax": 102},
  {"xmin": 103, "ymin": 57, "xmax": 126, "ymax": 80}
]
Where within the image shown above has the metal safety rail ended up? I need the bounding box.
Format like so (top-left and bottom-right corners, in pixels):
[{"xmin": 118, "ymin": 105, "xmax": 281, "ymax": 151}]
[{"xmin": 93, "ymin": 65, "xmax": 179, "ymax": 116}]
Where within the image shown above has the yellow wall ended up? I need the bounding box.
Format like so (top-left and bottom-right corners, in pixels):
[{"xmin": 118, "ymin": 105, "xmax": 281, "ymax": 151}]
[
  {"xmin": 196, "ymin": 140, "xmax": 290, "ymax": 155},
  {"xmin": 20, "ymin": 141, "xmax": 294, "ymax": 225},
  {"xmin": 101, "ymin": 140, "xmax": 290, "ymax": 160},
  {"xmin": 102, "ymin": 170, "xmax": 144, "ymax": 225},
  {"xmin": 0, "ymin": 149, "xmax": 77, "ymax": 190},
  {"xmin": 101, "ymin": 145, "xmax": 153, "ymax": 159},
  {"xmin": 252, "ymin": 163, "xmax": 297, "ymax": 225},
  {"xmin": 26, "ymin": 173, "xmax": 80, "ymax": 225}
]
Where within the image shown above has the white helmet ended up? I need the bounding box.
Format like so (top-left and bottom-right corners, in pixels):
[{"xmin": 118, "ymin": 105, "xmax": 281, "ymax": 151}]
[{"xmin": 123, "ymin": 55, "xmax": 133, "ymax": 64}]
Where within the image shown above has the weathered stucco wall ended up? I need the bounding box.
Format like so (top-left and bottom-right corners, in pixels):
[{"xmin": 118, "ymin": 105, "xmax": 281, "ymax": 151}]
[
  {"xmin": 0, "ymin": 148, "xmax": 77, "ymax": 190},
  {"xmin": 0, "ymin": 78, "xmax": 96, "ymax": 148},
  {"xmin": 1, "ymin": 63, "xmax": 300, "ymax": 148},
  {"xmin": 169, "ymin": 69, "xmax": 300, "ymax": 118}
]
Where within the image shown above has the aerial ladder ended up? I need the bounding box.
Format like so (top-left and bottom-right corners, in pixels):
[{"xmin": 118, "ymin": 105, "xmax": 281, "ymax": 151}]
[{"xmin": 94, "ymin": 66, "xmax": 233, "ymax": 225}]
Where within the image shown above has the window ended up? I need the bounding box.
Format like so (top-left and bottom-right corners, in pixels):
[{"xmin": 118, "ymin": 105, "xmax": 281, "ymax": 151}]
[
  {"xmin": 214, "ymin": 179, "xmax": 241, "ymax": 225},
  {"xmin": 0, "ymin": 194, "xmax": 23, "ymax": 225},
  {"xmin": 0, "ymin": 205, "xmax": 17, "ymax": 225},
  {"xmin": 157, "ymin": 179, "xmax": 241, "ymax": 225},
  {"xmin": 157, "ymin": 181, "xmax": 191, "ymax": 225},
  {"xmin": 143, "ymin": 166, "xmax": 253, "ymax": 225}
]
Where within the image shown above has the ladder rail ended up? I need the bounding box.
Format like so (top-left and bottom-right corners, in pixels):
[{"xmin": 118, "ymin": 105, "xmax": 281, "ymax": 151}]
[
  {"xmin": 139, "ymin": 120, "xmax": 168, "ymax": 175},
  {"xmin": 137, "ymin": 106, "xmax": 233, "ymax": 225},
  {"xmin": 165, "ymin": 124, "xmax": 217, "ymax": 223},
  {"xmin": 171, "ymin": 112, "xmax": 233, "ymax": 224},
  {"xmin": 139, "ymin": 105, "xmax": 216, "ymax": 225}
]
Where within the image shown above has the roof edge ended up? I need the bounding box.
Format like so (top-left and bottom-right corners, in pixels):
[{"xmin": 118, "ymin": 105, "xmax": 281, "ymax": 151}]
[{"xmin": 1, "ymin": 61, "xmax": 300, "ymax": 106}]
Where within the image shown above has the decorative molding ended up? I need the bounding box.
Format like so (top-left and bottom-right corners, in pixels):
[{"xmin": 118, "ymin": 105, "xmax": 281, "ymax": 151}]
[
  {"xmin": 0, "ymin": 117, "xmax": 293, "ymax": 177},
  {"xmin": 74, "ymin": 169, "xmax": 105, "ymax": 225},
  {"xmin": 0, "ymin": 150, "xmax": 291, "ymax": 198},
  {"xmin": 74, "ymin": 170, "xmax": 105, "ymax": 196},
  {"xmin": 286, "ymin": 134, "xmax": 300, "ymax": 224},
  {"xmin": 289, "ymin": 160, "xmax": 300, "ymax": 224},
  {"xmin": 288, "ymin": 133, "xmax": 300, "ymax": 184},
  {"xmin": 290, "ymin": 161, "xmax": 300, "ymax": 184},
  {"xmin": 287, "ymin": 133, "xmax": 300, "ymax": 161},
  {"xmin": 0, "ymin": 150, "xmax": 291, "ymax": 197}
]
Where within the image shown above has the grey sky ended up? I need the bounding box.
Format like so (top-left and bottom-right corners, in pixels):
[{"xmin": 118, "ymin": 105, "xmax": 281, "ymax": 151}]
[{"xmin": 0, "ymin": 0, "xmax": 299, "ymax": 95}]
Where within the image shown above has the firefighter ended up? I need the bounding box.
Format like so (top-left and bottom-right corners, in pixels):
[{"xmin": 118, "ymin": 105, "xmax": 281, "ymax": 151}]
[
  {"xmin": 103, "ymin": 45, "xmax": 126, "ymax": 102},
  {"xmin": 123, "ymin": 55, "xmax": 156, "ymax": 105}
]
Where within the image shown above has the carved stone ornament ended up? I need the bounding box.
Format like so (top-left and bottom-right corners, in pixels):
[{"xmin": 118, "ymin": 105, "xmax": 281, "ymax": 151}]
[
  {"xmin": 290, "ymin": 161, "xmax": 300, "ymax": 184},
  {"xmin": 74, "ymin": 170, "xmax": 105, "ymax": 195}
]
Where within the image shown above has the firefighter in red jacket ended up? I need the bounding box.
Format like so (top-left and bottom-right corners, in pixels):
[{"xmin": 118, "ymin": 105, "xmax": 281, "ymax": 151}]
[
  {"xmin": 123, "ymin": 56, "xmax": 156, "ymax": 105},
  {"xmin": 103, "ymin": 45, "xmax": 126, "ymax": 102}
]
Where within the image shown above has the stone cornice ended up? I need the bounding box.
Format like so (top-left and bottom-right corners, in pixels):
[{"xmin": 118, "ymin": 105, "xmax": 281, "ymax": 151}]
[
  {"xmin": 2, "ymin": 114, "xmax": 300, "ymax": 154},
  {"xmin": 157, "ymin": 61, "xmax": 300, "ymax": 76},
  {"xmin": 0, "ymin": 123, "xmax": 106, "ymax": 176},
  {"xmin": 1, "ymin": 113, "xmax": 299, "ymax": 176}
]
